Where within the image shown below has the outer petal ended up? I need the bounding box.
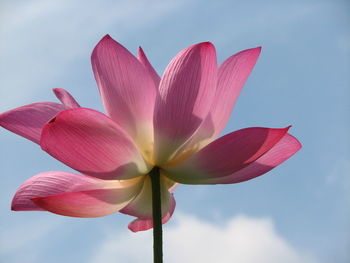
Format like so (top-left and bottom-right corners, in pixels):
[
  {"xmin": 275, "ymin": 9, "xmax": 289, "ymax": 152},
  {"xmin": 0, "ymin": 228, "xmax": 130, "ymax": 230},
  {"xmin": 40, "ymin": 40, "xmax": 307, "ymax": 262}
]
[
  {"xmin": 164, "ymin": 127, "xmax": 293, "ymax": 184},
  {"xmin": 203, "ymin": 133, "xmax": 302, "ymax": 184},
  {"xmin": 40, "ymin": 108, "xmax": 149, "ymax": 180},
  {"xmin": 53, "ymin": 88, "xmax": 80, "ymax": 108},
  {"xmin": 120, "ymin": 174, "xmax": 176, "ymax": 232},
  {"xmin": 12, "ymin": 171, "xmax": 143, "ymax": 216},
  {"xmin": 12, "ymin": 171, "xmax": 110, "ymax": 211},
  {"xmin": 138, "ymin": 47, "xmax": 161, "ymax": 87},
  {"xmin": 205, "ymin": 47, "xmax": 261, "ymax": 139},
  {"xmin": 153, "ymin": 42, "xmax": 217, "ymax": 164},
  {"xmin": 91, "ymin": 35, "xmax": 156, "ymax": 160},
  {"xmin": 0, "ymin": 102, "xmax": 68, "ymax": 144},
  {"xmin": 172, "ymin": 47, "xmax": 261, "ymax": 161}
]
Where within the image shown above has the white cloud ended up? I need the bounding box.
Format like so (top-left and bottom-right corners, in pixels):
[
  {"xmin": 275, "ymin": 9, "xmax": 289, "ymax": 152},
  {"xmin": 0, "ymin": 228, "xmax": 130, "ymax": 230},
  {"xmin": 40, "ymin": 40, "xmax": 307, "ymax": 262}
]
[
  {"xmin": 0, "ymin": 215, "xmax": 64, "ymax": 255},
  {"xmin": 90, "ymin": 213, "xmax": 318, "ymax": 263}
]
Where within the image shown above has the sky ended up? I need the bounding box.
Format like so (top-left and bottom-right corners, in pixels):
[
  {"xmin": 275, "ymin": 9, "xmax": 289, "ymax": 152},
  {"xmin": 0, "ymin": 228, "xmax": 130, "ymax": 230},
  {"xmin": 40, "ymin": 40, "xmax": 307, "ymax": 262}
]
[{"xmin": 0, "ymin": 0, "xmax": 349, "ymax": 262}]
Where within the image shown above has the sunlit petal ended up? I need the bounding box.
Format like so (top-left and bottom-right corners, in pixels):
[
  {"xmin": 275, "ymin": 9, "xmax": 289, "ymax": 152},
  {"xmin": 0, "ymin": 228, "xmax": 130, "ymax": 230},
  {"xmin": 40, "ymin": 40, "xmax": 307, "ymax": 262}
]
[
  {"xmin": 153, "ymin": 42, "xmax": 217, "ymax": 164},
  {"xmin": 121, "ymin": 174, "xmax": 176, "ymax": 232},
  {"xmin": 164, "ymin": 127, "xmax": 294, "ymax": 184},
  {"xmin": 91, "ymin": 35, "xmax": 156, "ymax": 159},
  {"xmin": 41, "ymin": 108, "xmax": 150, "ymax": 180},
  {"xmin": 0, "ymin": 102, "xmax": 68, "ymax": 144}
]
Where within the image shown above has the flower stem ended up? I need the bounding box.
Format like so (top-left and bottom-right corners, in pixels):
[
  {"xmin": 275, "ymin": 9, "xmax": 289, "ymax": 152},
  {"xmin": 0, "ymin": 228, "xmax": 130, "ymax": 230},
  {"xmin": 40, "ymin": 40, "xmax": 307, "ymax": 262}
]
[{"xmin": 150, "ymin": 166, "xmax": 163, "ymax": 263}]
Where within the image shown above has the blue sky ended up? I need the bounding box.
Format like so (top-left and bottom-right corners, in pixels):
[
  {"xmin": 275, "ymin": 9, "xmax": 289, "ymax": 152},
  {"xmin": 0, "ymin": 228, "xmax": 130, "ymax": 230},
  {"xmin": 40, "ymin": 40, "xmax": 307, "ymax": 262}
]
[{"xmin": 0, "ymin": 0, "xmax": 349, "ymax": 262}]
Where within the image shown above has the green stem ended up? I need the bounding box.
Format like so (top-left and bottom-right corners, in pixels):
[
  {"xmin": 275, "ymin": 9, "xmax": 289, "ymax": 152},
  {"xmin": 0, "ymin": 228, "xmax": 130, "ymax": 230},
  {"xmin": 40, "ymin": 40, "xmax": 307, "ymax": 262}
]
[{"xmin": 150, "ymin": 166, "xmax": 163, "ymax": 263}]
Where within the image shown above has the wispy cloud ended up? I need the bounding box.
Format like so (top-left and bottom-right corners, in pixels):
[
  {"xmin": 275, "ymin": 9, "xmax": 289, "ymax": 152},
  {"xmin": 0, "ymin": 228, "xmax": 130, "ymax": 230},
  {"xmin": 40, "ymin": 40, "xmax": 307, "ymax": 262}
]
[
  {"xmin": 0, "ymin": 0, "xmax": 186, "ymax": 111},
  {"xmin": 90, "ymin": 213, "xmax": 318, "ymax": 263},
  {"xmin": 0, "ymin": 213, "xmax": 67, "ymax": 263}
]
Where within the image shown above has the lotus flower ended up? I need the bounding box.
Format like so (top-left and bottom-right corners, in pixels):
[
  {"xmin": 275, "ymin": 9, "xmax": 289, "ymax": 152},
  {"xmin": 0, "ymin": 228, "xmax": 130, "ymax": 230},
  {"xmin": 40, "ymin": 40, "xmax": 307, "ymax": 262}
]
[{"xmin": 0, "ymin": 35, "xmax": 301, "ymax": 232}]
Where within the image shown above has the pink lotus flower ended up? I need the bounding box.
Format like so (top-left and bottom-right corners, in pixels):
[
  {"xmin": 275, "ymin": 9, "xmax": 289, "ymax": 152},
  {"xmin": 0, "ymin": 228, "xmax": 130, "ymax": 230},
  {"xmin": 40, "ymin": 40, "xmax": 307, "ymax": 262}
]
[{"xmin": 0, "ymin": 35, "xmax": 301, "ymax": 232}]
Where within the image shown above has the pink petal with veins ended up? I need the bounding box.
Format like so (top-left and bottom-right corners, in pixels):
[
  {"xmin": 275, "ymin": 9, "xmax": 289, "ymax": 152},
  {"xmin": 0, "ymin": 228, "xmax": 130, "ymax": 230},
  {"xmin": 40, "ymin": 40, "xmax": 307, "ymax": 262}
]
[
  {"xmin": 53, "ymin": 88, "xmax": 80, "ymax": 108},
  {"xmin": 203, "ymin": 133, "xmax": 302, "ymax": 184},
  {"xmin": 127, "ymin": 205, "xmax": 175, "ymax": 232},
  {"xmin": 0, "ymin": 102, "xmax": 68, "ymax": 144},
  {"xmin": 153, "ymin": 42, "xmax": 217, "ymax": 164},
  {"xmin": 12, "ymin": 171, "xmax": 106, "ymax": 211},
  {"xmin": 31, "ymin": 178, "xmax": 143, "ymax": 218},
  {"xmin": 121, "ymin": 175, "xmax": 176, "ymax": 232},
  {"xmin": 184, "ymin": 47, "xmax": 261, "ymax": 150},
  {"xmin": 164, "ymin": 127, "xmax": 292, "ymax": 184},
  {"xmin": 138, "ymin": 47, "xmax": 161, "ymax": 87},
  {"xmin": 91, "ymin": 35, "xmax": 156, "ymax": 153},
  {"xmin": 40, "ymin": 108, "xmax": 149, "ymax": 180},
  {"xmin": 120, "ymin": 176, "xmax": 175, "ymax": 225}
]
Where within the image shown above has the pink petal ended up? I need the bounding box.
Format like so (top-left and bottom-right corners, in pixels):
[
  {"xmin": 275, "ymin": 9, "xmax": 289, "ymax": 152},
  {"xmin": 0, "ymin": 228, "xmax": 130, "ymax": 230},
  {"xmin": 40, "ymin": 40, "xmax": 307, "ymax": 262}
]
[
  {"xmin": 203, "ymin": 133, "xmax": 302, "ymax": 184},
  {"xmin": 153, "ymin": 42, "xmax": 217, "ymax": 164},
  {"xmin": 40, "ymin": 108, "xmax": 149, "ymax": 180},
  {"xmin": 138, "ymin": 47, "xmax": 161, "ymax": 87},
  {"xmin": 0, "ymin": 102, "xmax": 68, "ymax": 144},
  {"xmin": 120, "ymin": 174, "xmax": 176, "ymax": 232},
  {"xmin": 91, "ymin": 35, "xmax": 156, "ymax": 156},
  {"xmin": 53, "ymin": 88, "xmax": 80, "ymax": 108},
  {"xmin": 13, "ymin": 172, "xmax": 144, "ymax": 217},
  {"xmin": 164, "ymin": 127, "xmax": 292, "ymax": 184},
  {"xmin": 12, "ymin": 171, "xmax": 109, "ymax": 211},
  {"xmin": 31, "ymin": 177, "xmax": 144, "ymax": 218},
  {"xmin": 209, "ymin": 47, "xmax": 261, "ymax": 138},
  {"xmin": 127, "ymin": 208, "xmax": 174, "ymax": 232},
  {"xmin": 174, "ymin": 47, "xmax": 261, "ymax": 158}
]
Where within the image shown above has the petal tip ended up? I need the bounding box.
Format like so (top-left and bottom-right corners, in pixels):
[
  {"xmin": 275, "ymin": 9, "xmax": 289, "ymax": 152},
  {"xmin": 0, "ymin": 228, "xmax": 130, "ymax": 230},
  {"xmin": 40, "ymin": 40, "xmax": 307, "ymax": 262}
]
[
  {"xmin": 92, "ymin": 34, "xmax": 114, "ymax": 56},
  {"xmin": 294, "ymin": 136, "xmax": 303, "ymax": 150},
  {"xmin": 285, "ymin": 125, "xmax": 292, "ymax": 131},
  {"xmin": 0, "ymin": 112, "xmax": 6, "ymax": 127},
  {"xmin": 52, "ymin": 88, "xmax": 60, "ymax": 100},
  {"xmin": 203, "ymin": 41, "xmax": 213, "ymax": 46},
  {"xmin": 200, "ymin": 41, "xmax": 215, "ymax": 50},
  {"xmin": 254, "ymin": 46, "xmax": 262, "ymax": 55},
  {"xmin": 137, "ymin": 46, "xmax": 145, "ymax": 58},
  {"xmin": 102, "ymin": 34, "xmax": 112, "ymax": 40},
  {"xmin": 11, "ymin": 200, "xmax": 18, "ymax": 211},
  {"xmin": 128, "ymin": 224, "xmax": 138, "ymax": 233},
  {"xmin": 189, "ymin": 41, "xmax": 215, "ymax": 53},
  {"xmin": 52, "ymin": 87, "xmax": 64, "ymax": 98}
]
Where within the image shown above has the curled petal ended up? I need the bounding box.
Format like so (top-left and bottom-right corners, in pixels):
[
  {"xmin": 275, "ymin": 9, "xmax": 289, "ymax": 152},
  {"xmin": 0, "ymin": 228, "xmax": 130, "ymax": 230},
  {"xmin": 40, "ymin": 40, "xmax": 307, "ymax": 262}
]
[
  {"xmin": 32, "ymin": 177, "xmax": 144, "ymax": 218},
  {"xmin": 91, "ymin": 35, "xmax": 156, "ymax": 158},
  {"xmin": 0, "ymin": 88, "xmax": 79, "ymax": 144},
  {"xmin": 120, "ymin": 174, "xmax": 176, "ymax": 232},
  {"xmin": 164, "ymin": 127, "xmax": 294, "ymax": 184},
  {"xmin": 53, "ymin": 88, "xmax": 80, "ymax": 108},
  {"xmin": 40, "ymin": 108, "xmax": 149, "ymax": 180},
  {"xmin": 203, "ymin": 133, "xmax": 302, "ymax": 184},
  {"xmin": 12, "ymin": 171, "xmax": 143, "ymax": 216},
  {"xmin": 0, "ymin": 102, "xmax": 68, "ymax": 144},
  {"xmin": 153, "ymin": 42, "xmax": 217, "ymax": 164},
  {"xmin": 12, "ymin": 171, "xmax": 102, "ymax": 211},
  {"xmin": 127, "ymin": 208, "xmax": 174, "ymax": 232}
]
